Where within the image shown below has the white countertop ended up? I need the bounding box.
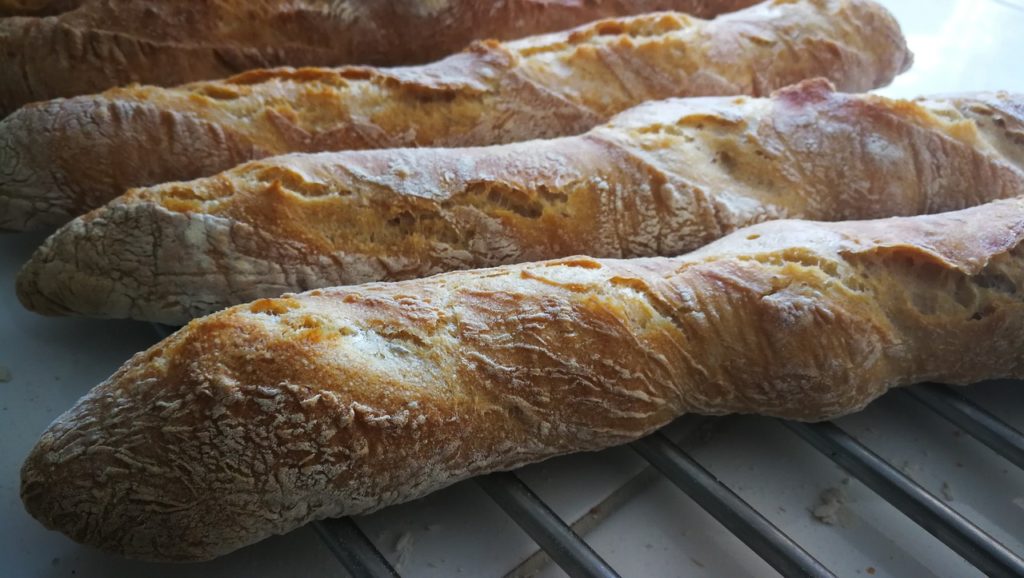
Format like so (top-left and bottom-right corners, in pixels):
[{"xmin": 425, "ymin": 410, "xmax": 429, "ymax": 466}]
[{"xmin": 3, "ymin": 1, "xmax": 1024, "ymax": 576}]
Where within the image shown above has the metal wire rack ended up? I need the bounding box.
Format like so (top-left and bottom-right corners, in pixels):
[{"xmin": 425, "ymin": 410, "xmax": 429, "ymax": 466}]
[
  {"xmin": 311, "ymin": 385, "xmax": 1024, "ymax": 578},
  {"xmin": 151, "ymin": 326, "xmax": 1024, "ymax": 577}
]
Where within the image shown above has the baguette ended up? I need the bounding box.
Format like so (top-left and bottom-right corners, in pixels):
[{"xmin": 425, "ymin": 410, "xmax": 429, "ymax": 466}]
[
  {"xmin": 0, "ymin": 0, "xmax": 912, "ymax": 230},
  {"xmin": 22, "ymin": 197, "xmax": 1024, "ymax": 561},
  {"xmin": 0, "ymin": 0, "xmax": 760, "ymax": 110},
  {"xmin": 18, "ymin": 81, "xmax": 1024, "ymax": 325}
]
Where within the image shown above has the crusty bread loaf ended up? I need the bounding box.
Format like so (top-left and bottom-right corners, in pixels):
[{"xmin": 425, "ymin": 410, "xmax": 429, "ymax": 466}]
[
  {"xmin": 18, "ymin": 81, "xmax": 1024, "ymax": 325},
  {"xmin": 0, "ymin": 0, "xmax": 912, "ymax": 230},
  {"xmin": 0, "ymin": 0, "xmax": 759, "ymax": 111},
  {"xmin": 22, "ymin": 197, "xmax": 1024, "ymax": 561}
]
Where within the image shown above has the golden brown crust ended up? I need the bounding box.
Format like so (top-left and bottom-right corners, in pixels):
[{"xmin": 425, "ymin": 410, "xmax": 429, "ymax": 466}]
[
  {"xmin": 0, "ymin": 97, "xmax": 264, "ymax": 230},
  {"xmin": 18, "ymin": 81, "xmax": 1024, "ymax": 324},
  {"xmin": 21, "ymin": 197, "xmax": 1024, "ymax": 561},
  {"xmin": 0, "ymin": 0, "xmax": 911, "ymax": 230},
  {"xmin": 0, "ymin": 0, "xmax": 760, "ymax": 113}
]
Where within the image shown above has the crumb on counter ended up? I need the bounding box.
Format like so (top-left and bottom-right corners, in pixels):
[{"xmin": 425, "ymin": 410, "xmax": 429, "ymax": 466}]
[
  {"xmin": 812, "ymin": 486, "xmax": 848, "ymax": 526},
  {"xmin": 393, "ymin": 531, "xmax": 414, "ymax": 569},
  {"xmin": 941, "ymin": 482, "xmax": 954, "ymax": 502}
]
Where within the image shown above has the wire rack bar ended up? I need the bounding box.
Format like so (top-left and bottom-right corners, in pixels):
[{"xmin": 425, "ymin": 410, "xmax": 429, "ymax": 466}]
[
  {"xmin": 631, "ymin": 431, "xmax": 835, "ymax": 578},
  {"xmin": 312, "ymin": 518, "xmax": 400, "ymax": 578},
  {"xmin": 903, "ymin": 384, "xmax": 1024, "ymax": 469},
  {"xmin": 783, "ymin": 420, "xmax": 1024, "ymax": 577},
  {"xmin": 477, "ymin": 472, "xmax": 621, "ymax": 578}
]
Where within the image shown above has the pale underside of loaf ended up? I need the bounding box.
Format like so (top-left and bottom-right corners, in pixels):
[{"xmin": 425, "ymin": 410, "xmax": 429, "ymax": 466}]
[
  {"xmin": 17, "ymin": 81, "xmax": 1024, "ymax": 324},
  {"xmin": 0, "ymin": 0, "xmax": 761, "ymax": 112},
  {"xmin": 0, "ymin": 0, "xmax": 911, "ymax": 230},
  {"xmin": 20, "ymin": 197, "xmax": 1024, "ymax": 561}
]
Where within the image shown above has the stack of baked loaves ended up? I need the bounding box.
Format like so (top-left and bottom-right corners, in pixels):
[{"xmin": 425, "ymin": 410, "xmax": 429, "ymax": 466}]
[{"xmin": 5, "ymin": 0, "xmax": 1024, "ymax": 563}]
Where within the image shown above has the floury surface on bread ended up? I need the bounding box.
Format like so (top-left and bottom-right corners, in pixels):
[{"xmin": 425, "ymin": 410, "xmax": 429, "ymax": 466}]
[
  {"xmin": 0, "ymin": 0, "xmax": 912, "ymax": 230},
  {"xmin": 21, "ymin": 198, "xmax": 1024, "ymax": 561},
  {"xmin": 17, "ymin": 81, "xmax": 1024, "ymax": 325},
  {"xmin": 0, "ymin": 0, "xmax": 760, "ymax": 113}
]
